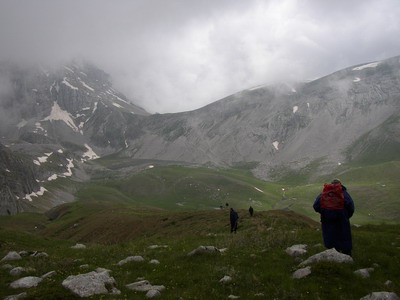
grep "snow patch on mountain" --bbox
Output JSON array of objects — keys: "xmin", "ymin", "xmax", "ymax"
[
  {"xmin": 254, "ymin": 187, "xmax": 264, "ymax": 193},
  {"xmin": 112, "ymin": 103, "xmax": 123, "ymax": 108},
  {"xmin": 82, "ymin": 144, "xmax": 99, "ymax": 161},
  {"xmin": 272, "ymin": 141, "xmax": 279, "ymax": 150},
  {"xmin": 353, "ymin": 77, "xmax": 361, "ymax": 82},
  {"xmin": 78, "ymin": 78, "xmax": 95, "ymax": 92},
  {"xmin": 64, "ymin": 66, "xmax": 75, "ymax": 73},
  {"xmin": 63, "ymin": 159, "xmax": 74, "ymax": 176},
  {"xmin": 24, "ymin": 187, "xmax": 47, "ymax": 202},
  {"xmin": 17, "ymin": 119, "xmax": 27, "ymax": 129},
  {"xmin": 62, "ymin": 77, "xmax": 78, "ymax": 90},
  {"xmin": 352, "ymin": 62, "xmax": 379, "ymax": 71},
  {"xmin": 293, "ymin": 106, "xmax": 299, "ymax": 113},
  {"xmin": 42, "ymin": 102, "xmax": 79, "ymax": 132}
]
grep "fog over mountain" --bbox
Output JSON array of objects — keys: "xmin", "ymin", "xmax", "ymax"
[{"xmin": 1, "ymin": 0, "xmax": 400, "ymax": 113}]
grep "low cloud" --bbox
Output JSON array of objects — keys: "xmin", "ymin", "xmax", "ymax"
[{"xmin": 0, "ymin": 0, "xmax": 399, "ymax": 113}]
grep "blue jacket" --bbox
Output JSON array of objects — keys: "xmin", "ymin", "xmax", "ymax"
[{"xmin": 313, "ymin": 185, "xmax": 355, "ymax": 252}]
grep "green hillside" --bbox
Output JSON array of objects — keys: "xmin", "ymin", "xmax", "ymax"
[{"xmin": 0, "ymin": 204, "xmax": 399, "ymax": 299}]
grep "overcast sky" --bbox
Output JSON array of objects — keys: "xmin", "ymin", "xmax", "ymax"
[{"xmin": 1, "ymin": 0, "xmax": 399, "ymax": 113}]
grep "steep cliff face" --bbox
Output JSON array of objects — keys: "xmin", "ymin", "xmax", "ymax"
[
  {"xmin": 0, "ymin": 62, "xmax": 149, "ymax": 214},
  {"xmin": 0, "ymin": 143, "xmax": 39, "ymax": 214}
]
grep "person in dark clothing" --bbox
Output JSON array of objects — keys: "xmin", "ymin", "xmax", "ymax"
[
  {"xmin": 230, "ymin": 208, "xmax": 239, "ymax": 233},
  {"xmin": 249, "ymin": 206, "xmax": 254, "ymax": 217},
  {"xmin": 313, "ymin": 179, "xmax": 355, "ymax": 256}
]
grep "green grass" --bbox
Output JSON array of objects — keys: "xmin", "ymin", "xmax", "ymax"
[{"xmin": 1, "ymin": 206, "xmax": 399, "ymax": 299}]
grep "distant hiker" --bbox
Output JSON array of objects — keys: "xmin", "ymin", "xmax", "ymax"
[
  {"xmin": 230, "ymin": 208, "xmax": 239, "ymax": 233},
  {"xmin": 313, "ymin": 179, "xmax": 355, "ymax": 256},
  {"xmin": 249, "ymin": 206, "xmax": 254, "ymax": 217},
  {"xmin": 226, "ymin": 202, "xmax": 229, "ymax": 207}
]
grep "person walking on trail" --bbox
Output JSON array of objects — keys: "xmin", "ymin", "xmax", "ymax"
[
  {"xmin": 249, "ymin": 206, "xmax": 254, "ymax": 217},
  {"xmin": 313, "ymin": 179, "xmax": 355, "ymax": 256},
  {"xmin": 230, "ymin": 208, "xmax": 239, "ymax": 233}
]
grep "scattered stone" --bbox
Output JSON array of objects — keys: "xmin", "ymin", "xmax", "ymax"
[
  {"xmin": 41, "ymin": 271, "xmax": 56, "ymax": 279},
  {"xmin": 110, "ymin": 287, "xmax": 121, "ymax": 295},
  {"xmin": 187, "ymin": 246, "xmax": 221, "ymax": 256},
  {"xmin": 1, "ymin": 251, "xmax": 22, "ymax": 262},
  {"xmin": 286, "ymin": 244, "xmax": 307, "ymax": 257},
  {"xmin": 10, "ymin": 276, "xmax": 43, "ymax": 289},
  {"xmin": 250, "ymin": 254, "xmax": 257, "ymax": 258},
  {"xmin": 372, "ymin": 263, "xmax": 380, "ymax": 268},
  {"xmin": 293, "ymin": 266, "xmax": 312, "ymax": 279},
  {"xmin": 313, "ymin": 243, "xmax": 323, "ymax": 248},
  {"xmin": 95, "ymin": 267, "xmax": 111, "ymax": 273},
  {"xmin": 18, "ymin": 251, "xmax": 29, "ymax": 257},
  {"xmin": 146, "ymin": 289, "xmax": 161, "ymax": 298},
  {"xmin": 219, "ymin": 248, "xmax": 228, "ymax": 253},
  {"xmin": 149, "ymin": 259, "xmax": 160, "ymax": 265},
  {"xmin": 80, "ymin": 264, "xmax": 90, "ymax": 269},
  {"xmin": 255, "ymin": 293, "xmax": 265, "ymax": 297},
  {"xmin": 126, "ymin": 280, "xmax": 165, "ymax": 292},
  {"xmin": 2, "ymin": 264, "xmax": 13, "ymax": 270},
  {"xmin": 148, "ymin": 245, "xmax": 168, "ymax": 249},
  {"xmin": 219, "ymin": 275, "xmax": 232, "ymax": 283},
  {"xmin": 30, "ymin": 251, "xmax": 48, "ymax": 258},
  {"xmin": 354, "ymin": 268, "xmax": 374, "ymax": 278},
  {"xmin": 228, "ymin": 295, "xmax": 240, "ymax": 299},
  {"xmin": 385, "ymin": 280, "xmax": 393, "ymax": 286},
  {"xmin": 10, "ymin": 267, "xmax": 26, "ymax": 276},
  {"xmin": 360, "ymin": 292, "xmax": 400, "ymax": 300},
  {"xmin": 4, "ymin": 292, "xmax": 28, "ymax": 300},
  {"xmin": 71, "ymin": 243, "xmax": 86, "ymax": 249},
  {"xmin": 299, "ymin": 249, "xmax": 353, "ymax": 266},
  {"xmin": 117, "ymin": 256, "xmax": 145, "ymax": 266},
  {"xmin": 353, "ymin": 224, "xmax": 362, "ymax": 228},
  {"xmin": 62, "ymin": 270, "xmax": 117, "ymax": 298}
]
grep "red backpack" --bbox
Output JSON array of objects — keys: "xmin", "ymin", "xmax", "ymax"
[{"xmin": 320, "ymin": 184, "xmax": 344, "ymax": 210}]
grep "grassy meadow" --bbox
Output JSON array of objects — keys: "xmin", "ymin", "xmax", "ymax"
[{"xmin": 1, "ymin": 158, "xmax": 399, "ymax": 299}]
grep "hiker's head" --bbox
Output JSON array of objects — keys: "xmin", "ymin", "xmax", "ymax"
[
  {"xmin": 230, "ymin": 208, "xmax": 234, "ymax": 212},
  {"xmin": 331, "ymin": 179, "xmax": 341, "ymax": 184}
]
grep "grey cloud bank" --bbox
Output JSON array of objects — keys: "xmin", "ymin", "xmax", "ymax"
[{"xmin": 0, "ymin": 0, "xmax": 399, "ymax": 113}]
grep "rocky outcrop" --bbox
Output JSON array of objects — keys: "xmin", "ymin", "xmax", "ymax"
[{"xmin": 62, "ymin": 269, "xmax": 119, "ymax": 298}]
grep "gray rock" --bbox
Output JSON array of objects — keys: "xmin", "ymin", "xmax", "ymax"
[
  {"xmin": 95, "ymin": 267, "xmax": 111, "ymax": 273},
  {"xmin": 126, "ymin": 280, "xmax": 165, "ymax": 292},
  {"xmin": 18, "ymin": 251, "xmax": 29, "ymax": 257},
  {"xmin": 228, "ymin": 295, "xmax": 240, "ymax": 299},
  {"xmin": 384, "ymin": 280, "xmax": 393, "ymax": 286},
  {"xmin": 2, "ymin": 264, "xmax": 13, "ymax": 270},
  {"xmin": 299, "ymin": 249, "xmax": 353, "ymax": 266},
  {"xmin": 41, "ymin": 271, "xmax": 56, "ymax": 279},
  {"xmin": 4, "ymin": 292, "xmax": 28, "ymax": 300},
  {"xmin": 293, "ymin": 266, "xmax": 312, "ymax": 279},
  {"xmin": 62, "ymin": 271, "xmax": 116, "ymax": 298},
  {"xmin": 146, "ymin": 289, "xmax": 161, "ymax": 298},
  {"xmin": 187, "ymin": 246, "xmax": 220, "ymax": 256},
  {"xmin": 30, "ymin": 252, "xmax": 48, "ymax": 258},
  {"xmin": 148, "ymin": 245, "xmax": 168, "ymax": 249},
  {"xmin": 354, "ymin": 268, "xmax": 374, "ymax": 278},
  {"xmin": 10, "ymin": 276, "xmax": 43, "ymax": 289},
  {"xmin": 149, "ymin": 259, "xmax": 160, "ymax": 265},
  {"xmin": 10, "ymin": 267, "xmax": 26, "ymax": 276},
  {"xmin": 285, "ymin": 244, "xmax": 308, "ymax": 257},
  {"xmin": 1, "ymin": 251, "xmax": 22, "ymax": 262},
  {"xmin": 71, "ymin": 243, "xmax": 86, "ymax": 249},
  {"xmin": 79, "ymin": 264, "xmax": 89, "ymax": 269},
  {"xmin": 117, "ymin": 256, "xmax": 145, "ymax": 266},
  {"xmin": 360, "ymin": 292, "xmax": 400, "ymax": 300},
  {"xmin": 219, "ymin": 275, "xmax": 232, "ymax": 283}
]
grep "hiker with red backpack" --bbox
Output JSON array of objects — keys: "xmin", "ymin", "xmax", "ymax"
[{"xmin": 313, "ymin": 179, "xmax": 355, "ymax": 256}]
